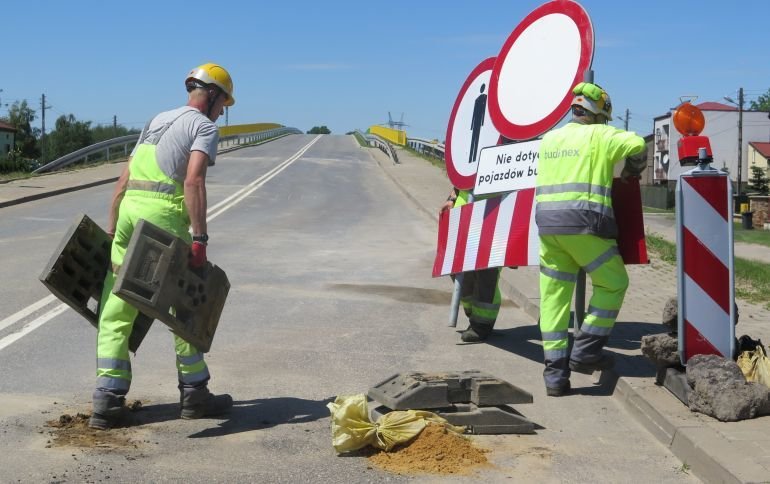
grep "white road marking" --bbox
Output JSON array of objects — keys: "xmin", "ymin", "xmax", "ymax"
[
  {"xmin": 0, "ymin": 136, "xmax": 322, "ymax": 352},
  {"xmin": 0, "ymin": 303, "xmax": 69, "ymax": 352}
]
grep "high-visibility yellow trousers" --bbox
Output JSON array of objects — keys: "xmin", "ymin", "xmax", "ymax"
[
  {"xmin": 95, "ymin": 194, "xmax": 209, "ymax": 396},
  {"xmin": 538, "ymin": 234, "xmax": 628, "ymax": 388}
]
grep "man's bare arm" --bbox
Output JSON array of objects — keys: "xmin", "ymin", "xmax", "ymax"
[
  {"xmin": 107, "ymin": 160, "xmax": 132, "ymax": 237},
  {"xmin": 185, "ymin": 150, "xmax": 209, "ymax": 236}
]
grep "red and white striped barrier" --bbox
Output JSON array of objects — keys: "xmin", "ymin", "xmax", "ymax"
[
  {"xmin": 433, "ymin": 179, "xmax": 649, "ymax": 277},
  {"xmin": 433, "ymin": 189, "xmax": 538, "ymax": 277},
  {"xmin": 676, "ymin": 172, "xmax": 735, "ymax": 363}
]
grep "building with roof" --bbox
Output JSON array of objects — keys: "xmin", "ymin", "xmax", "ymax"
[
  {"xmin": 749, "ymin": 142, "xmax": 770, "ymax": 175},
  {"xmin": 0, "ymin": 121, "xmax": 16, "ymax": 155},
  {"xmin": 652, "ymin": 102, "xmax": 770, "ymax": 185}
]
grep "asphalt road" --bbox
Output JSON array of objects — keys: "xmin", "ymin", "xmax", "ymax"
[{"xmin": 0, "ymin": 135, "xmax": 697, "ymax": 483}]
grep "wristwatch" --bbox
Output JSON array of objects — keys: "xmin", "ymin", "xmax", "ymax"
[{"xmin": 192, "ymin": 233, "xmax": 209, "ymax": 245}]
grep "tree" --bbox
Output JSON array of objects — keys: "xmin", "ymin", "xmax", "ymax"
[
  {"xmin": 749, "ymin": 165, "xmax": 769, "ymax": 194},
  {"xmin": 3, "ymin": 100, "xmax": 40, "ymax": 159},
  {"xmin": 307, "ymin": 125, "xmax": 331, "ymax": 134},
  {"xmin": 90, "ymin": 124, "xmax": 140, "ymax": 144},
  {"xmin": 749, "ymin": 89, "xmax": 770, "ymax": 111},
  {"xmin": 44, "ymin": 114, "xmax": 93, "ymax": 162}
]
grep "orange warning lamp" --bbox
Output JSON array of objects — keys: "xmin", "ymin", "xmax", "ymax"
[{"xmin": 673, "ymin": 102, "xmax": 712, "ymax": 165}]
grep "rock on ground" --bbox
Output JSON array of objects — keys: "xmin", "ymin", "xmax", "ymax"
[
  {"xmin": 641, "ymin": 333, "xmax": 679, "ymax": 367},
  {"xmin": 686, "ymin": 354, "xmax": 770, "ymax": 421}
]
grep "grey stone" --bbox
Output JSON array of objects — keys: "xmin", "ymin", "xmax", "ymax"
[
  {"xmin": 641, "ymin": 333, "xmax": 680, "ymax": 367},
  {"xmin": 661, "ymin": 296, "xmax": 678, "ymax": 331},
  {"xmin": 686, "ymin": 354, "xmax": 770, "ymax": 421}
]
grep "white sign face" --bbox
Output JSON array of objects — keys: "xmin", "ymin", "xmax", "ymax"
[
  {"xmin": 487, "ymin": 1, "xmax": 593, "ymax": 140},
  {"xmin": 445, "ymin": 57, "xmax": 502, "ymax": 190},
  {"xmin": 474, "ymin": 139, "xmax": 541, "ymax": 195},
  {"xmin": 497, "ymin": 15, "xmax": 580, "ymax": 126}
]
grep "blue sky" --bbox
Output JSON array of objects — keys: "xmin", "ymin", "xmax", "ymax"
[{"xmin": 2, "ymin": 1, "xmax": 768, "ymax": 140}]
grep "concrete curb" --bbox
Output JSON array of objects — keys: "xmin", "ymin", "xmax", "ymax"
[
  {"xmin": 0, "ymin": 177, "xmax": 119, "ymax": 209},
  {"xmin": 372, "ymin": 150, "xmax": 755, "ymax": 484}
]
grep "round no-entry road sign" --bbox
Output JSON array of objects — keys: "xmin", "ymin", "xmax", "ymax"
[
  {"xmin": 445, "ymin": 57, "xmax": 502, "ymax": 190},
  {"xmin": 488, "ymin": 0, "xmax": 594, "ymax": 140}
]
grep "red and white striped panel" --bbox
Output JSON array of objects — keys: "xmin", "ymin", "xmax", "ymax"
[
  {"xmin": 432, "ymin": 189, "xmax": 539, "ymax": 277},
  {"xmin": 679, "ymin": 174, "xmax": 733, "ymax": 362}
]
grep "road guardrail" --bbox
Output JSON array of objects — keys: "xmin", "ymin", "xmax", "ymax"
[
  {"xmin": 356, "ymin": 130, "xmax": 399, "ymax": 164},
  {"xmin": 34, "ymin": 126, "xmax": 302, "ymax": 174},
  {"xmin": 407, "ymin": 137, "xmax": 445, "ymax": 161}
]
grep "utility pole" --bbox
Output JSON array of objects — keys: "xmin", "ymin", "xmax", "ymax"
[
  {"xmin": 725, "ymin": 88, "xmax": 745, "ymax": 196},
  {"xmin": 41, "ymin": 94, "xmax": 53, "ymax": 162},
  {"xmin": 225, "ymin": 106, "xmax": 229, "ymax": 126},
  {"xmin": 618, "ymin": 108, "xmax": 630, "ymax": 131},
  {"xmin": 113, "ymin": 115, "xmax": 117, "ymax": 137},
  {"xmin": 737, "ymin": 87, "xmax": 744, "ymax": 196}
]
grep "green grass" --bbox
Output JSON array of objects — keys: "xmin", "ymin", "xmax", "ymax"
[
  {"xmin": 352, "ymin": 131, "xmax": 369, "ymax": 148},
  {"xmin": 733, "ymin": 222, "xmax": 770, "ymax": 247},
  {"xmin": 646, "ymin": 232, "xmax": 770, "ymax": 309},
  {"xmin": 403, "ymin": 145, "xmax": 445, "ymax": 171}
]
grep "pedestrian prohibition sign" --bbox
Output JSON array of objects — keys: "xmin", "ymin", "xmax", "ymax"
[{"xmin": 444, "ymin": 57, "xmax": 502, "ymax": 190}]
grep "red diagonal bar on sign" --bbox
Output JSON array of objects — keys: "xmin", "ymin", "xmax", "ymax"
[
  {"xmin": 432, "ymin": 210, "xmax": 450, "ymax": 277},
  {"xmin": 685, "ymin": 176, "xmax": 728, "ymax": 221},
  {"xmin": 504, "ymin": 188, "xmax": 535, "ymax": 267},
  {"xmin": 475, "ymin": 196, "xmax": 502, "ymax": 270},
  {"xmin": 684, "ymin": 319, "xmax": 723, "ymax": 361},
  {"xmin": 451, "ymin": 203, "xmax": 474, "ymax": 274},
  {"xmin": 683, "ymin": 227, "xmax": 730, "ymax": 313}
]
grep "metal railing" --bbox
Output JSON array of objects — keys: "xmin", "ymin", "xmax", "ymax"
[
  {"xmin": 33, "ymin": 126, "xmax": 302, "ymax": 174},
  {"xmin": 356, "ymin": 130, "xmax": 399, "ymax": 164},
  {"xmin": 407, "ymin": 137, "xmax": 445, "ymax": 161},
  {"xmin": 33, "ymin": 135, "xmax": 139, "ymax": 174}
]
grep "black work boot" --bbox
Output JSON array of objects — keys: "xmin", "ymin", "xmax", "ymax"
[
  {"xmin": 546, "ymin": 380, "xmax": 571, "ymax": 397},
  {"xmin": 180, "ymin": 385, "xmax": 233, "ymax": 420},
  {"xmin": 569, "ymin": 354, "xmax": 615, "ymax": 374},
  {"xmin": 89, "ymin": 390, "xmax": 128, "ymax": 430},
  {"xmin": 460, "ymin": 323, "xmax": 493, "ymax": 343}
]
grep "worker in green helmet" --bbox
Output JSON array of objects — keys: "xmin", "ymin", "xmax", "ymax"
[{"xmin": 535, "ymin": 82, "xmax": 647, "ymax": 397}]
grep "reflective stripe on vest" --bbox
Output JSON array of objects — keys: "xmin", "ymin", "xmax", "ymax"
[{"xmin": 535, "ymin": 123, "xmax": 643, "ymax": 238}]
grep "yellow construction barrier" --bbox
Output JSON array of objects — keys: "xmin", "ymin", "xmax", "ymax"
[
  {"xmin": 219, "ymin": 123, "xmax": 282, "ymax": 137},
  {"xmin": 368, "ymin": 126, "xmax": 406, "ymax": 146}
]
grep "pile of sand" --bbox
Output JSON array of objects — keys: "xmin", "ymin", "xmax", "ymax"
[
  {"xmin": 44, "ymin": 400, "xmax": 144, "ymax": 450},
  {"xmin": 368, "ymin": 424, "xmax": 488, "ymax": 475}
]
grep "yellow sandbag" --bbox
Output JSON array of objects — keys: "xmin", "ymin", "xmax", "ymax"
[
  {"xmin": 737, "ymin": 345, "xmax": 770, "ymax": 388},
  {"xmin": 327, "ymin": 394, "xmax": 465, "ymax": 453}
]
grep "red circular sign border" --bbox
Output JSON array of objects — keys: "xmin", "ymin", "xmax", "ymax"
[
  {"xmin": 487, "ymin": 0, "xmax": 594, "ymax": 141},
  {"xmin": 444, "ymin": 56, "xmax": 497, "ymax": 190}
]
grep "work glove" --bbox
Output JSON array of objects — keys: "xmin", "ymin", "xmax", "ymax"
[{"xmin": 189, "ymin": 241, "xmax": 207, "ymax": 269}]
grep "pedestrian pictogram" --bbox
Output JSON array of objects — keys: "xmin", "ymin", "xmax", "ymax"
[{"xmin": 445, "ymin": 57, "xmax": 501, "ymax": 190}]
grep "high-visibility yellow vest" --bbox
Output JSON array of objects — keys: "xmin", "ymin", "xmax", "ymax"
[
  {"xmin": 535, "ymin": 122, "xmax": 645, "ymax": 238},
  {"xmin": 125, "ymin": 114, "xmax": 188, "ymax": 210}
]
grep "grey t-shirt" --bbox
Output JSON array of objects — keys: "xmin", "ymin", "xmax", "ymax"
[{"xmin": 131, "ymin": 106, "xmax": 219, "ymax": 183}]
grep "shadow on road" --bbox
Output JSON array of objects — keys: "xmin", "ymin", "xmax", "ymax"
[
  {"xmin": 187, "ymin": 396, "xmax": 334, "ymax": 438},
  {"xmin": 130, "ymin": 396, "xmax": 333, "ymax": 438}
]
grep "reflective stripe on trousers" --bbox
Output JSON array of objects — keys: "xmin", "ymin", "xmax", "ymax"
[
  {"xmin": 459, "ymin": 267, "xmax": 501, "ymax": 328},
  {"xmin": 538, "ymin": 234, "xmax": 628, "ymax": 387}
]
